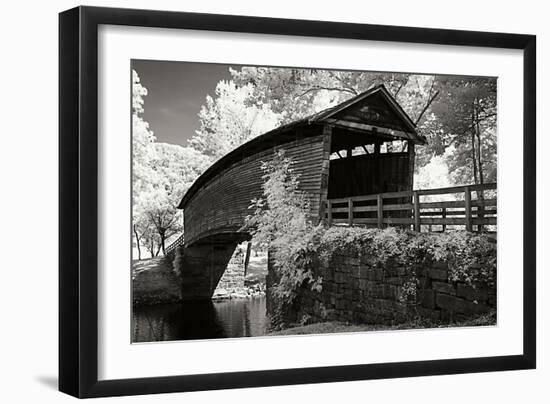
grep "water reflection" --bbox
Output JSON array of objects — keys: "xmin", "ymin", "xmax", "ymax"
[{"xmin": 132, "ymin": 297, "xmax": 268, "ymax": 342}]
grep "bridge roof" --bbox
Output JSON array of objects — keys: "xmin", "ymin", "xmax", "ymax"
[{"xmin": 178, "ymin": 84, "xmax": 425, "ymax": 209}]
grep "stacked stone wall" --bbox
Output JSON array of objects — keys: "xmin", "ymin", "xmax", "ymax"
[
  {"xmin": 214, "ymin": 244, "xmax": 247, "ymax": 296},
  {"xmin": 267, "ymin": 235, "xmax": 496, "ymax": 325}
]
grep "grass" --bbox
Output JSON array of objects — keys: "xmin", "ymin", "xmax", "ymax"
[
  {"xmin": 268, "ymin": 310, "xmax": 496, "ymax": 336},
  {"xmin": 131, "ymin": 257, "xmax": 168, "ymax": 278}
]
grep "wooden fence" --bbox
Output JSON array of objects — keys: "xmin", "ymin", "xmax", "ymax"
[
  {"xmin": 325, "ymin": 183, "xmax": 497, "ymax": 232},
  {"xmin": 165, "ymin": 234, "xmax": 185, "ymax": 255}
]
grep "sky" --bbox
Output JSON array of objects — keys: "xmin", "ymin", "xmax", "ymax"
[{"xmin": 132, "ymin": 60, "xmax": 233, "ymax": 147}]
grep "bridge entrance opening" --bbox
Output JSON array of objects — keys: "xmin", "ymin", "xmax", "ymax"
[
  {"xmin": 325, "ymin": 125, "xmax": 416, "ymax": 226},
  {"xmin": 327, "ymin": 126, "xmax": 414, "ymax": 200}
]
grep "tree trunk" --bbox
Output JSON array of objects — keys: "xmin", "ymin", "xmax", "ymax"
[
  {"xmin": 471, "ymin": 104, "xmax": 479, "ymax": 184},
  {"xmin": 154, "ymin": 242, "xmax": 161, "ymax": 257},
  {"xmin": 160, "ymin": 231, "xmax": 166, "ymax": 256},
  {"xmin": 473, "ymin": 99, "xmax": 485, "ymax": 232},
  {"xmin": 471, "ymin": 131, "xmax": 478, "ymax": 185},
  {"xmin": 476, "ymin": 131, "xmax": 484, "ymax": 185},
  {"xmin": 133, "ymin": 224, "xmax": 142, "ymax": 260},
  {"xmin": 414, "ymin": 79, "xmax": 439, "ymax": 126},
  {"xmin": 474, "ymin": 99, "xmax": 485, "ymax": 185}
]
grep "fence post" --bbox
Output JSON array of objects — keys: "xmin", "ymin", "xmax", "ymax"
[
  {"xmin": 413, "ymin": 191, "xmax": 420, "ymax": 232},
  {"xmin": 348, "ymin": 199, "xmax": 353, "ymax": 226},
  {"xmin": 464, "ymin": 186, "xmax": 472, "ymax": 232},
  {"xmin": 377, "ymin": 194, "xmax": 383, "ymax": 229},
  {"xmin": 441, "ymin": 207, "xmax": 447, "ymax": 232},
  {"xmin": 327, "ymin": 200, "xmax": 332, "ymax": 227},
  {"xmin": 477, "ymin": 188, "xmax": 485, "ymax": 233}
]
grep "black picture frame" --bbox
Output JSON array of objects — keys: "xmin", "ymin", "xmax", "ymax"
[{"xmin": 59, "ymin": 5, "xmax": 536, "ymax": 398}]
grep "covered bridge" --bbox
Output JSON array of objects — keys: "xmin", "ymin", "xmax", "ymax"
[
  {"xmin": 170, "ymin": 85, "xmax": 427, "ymax": 299},
  {"xmin": 178, "ymin": 84, "xmax": 426, "ymax": 247}
]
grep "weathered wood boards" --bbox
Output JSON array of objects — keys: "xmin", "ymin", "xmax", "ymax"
[{"xmin": 184, "ymin": 135, "xmax": 326, "ymax": 245}]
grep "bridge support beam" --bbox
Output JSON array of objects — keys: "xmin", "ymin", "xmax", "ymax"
[{"xmin": 173, "ymin": 241, "xmax": 246, "ymax": 300}]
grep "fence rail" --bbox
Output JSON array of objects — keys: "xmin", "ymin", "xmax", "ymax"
[
  {"xmin": 325, "ymin": 183, "xmax": 497, "ymax": 232},
  {"xmin": 165, "ymin": 233, "xmax": 185, "ymax": 255}
]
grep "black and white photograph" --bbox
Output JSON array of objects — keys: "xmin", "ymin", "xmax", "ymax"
[
  {"xmin": 131, "ymin": 61, "xmax": 498, "ymax": 343},
  {"xmin": 1, "ymin": 0, "xmax": 546, "ymax": 401}
]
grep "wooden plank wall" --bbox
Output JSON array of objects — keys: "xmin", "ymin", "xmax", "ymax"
[{"xmin": 184, "ymin": 135, "xmax": 326, "ymax": 245}]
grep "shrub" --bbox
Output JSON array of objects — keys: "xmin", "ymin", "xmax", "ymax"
[{"xmin": 242, "ymin": 150, "xmax": 324, "ymax": 306}]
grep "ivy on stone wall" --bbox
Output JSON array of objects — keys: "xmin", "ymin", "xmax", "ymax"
[
  {"xmin": 318, "ymin": 227, "xmax": 497, "ymax": 288},
  {"xmin": 244, "ymin": 151, "xmax": 496, "ymax": 327}
]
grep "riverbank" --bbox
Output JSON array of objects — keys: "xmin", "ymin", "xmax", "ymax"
[
  {"xmin": 132, "ymin": 257, "xmax": 182, "ymax": 307},
  {"xmin": 212, "ymin": 284, "xmax": 266, "ymax": 300},
  {"xmin": 268, "ymin": 310, "xmax": 496, "ymax": 336},
  {"xmin": 132, "ymin": 253, "xmax": 269, "ymax": 307}
]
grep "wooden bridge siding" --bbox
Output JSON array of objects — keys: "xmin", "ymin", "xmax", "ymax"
[{"xmin": 184, "ymin": 135, "xmax": 326, "ymax": 245}]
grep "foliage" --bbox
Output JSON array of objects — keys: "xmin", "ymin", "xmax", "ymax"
[
  {"xmin": 399, "ymin": 280, "xmax": 418, "ymax": 304},
  {"xmin": 189, "ymin": 80, "xmax": 282, "ymax": 161},
  {"xmin": 230, "ymin": 67, "xmax": 415, "ymax": 124},
  {"xmin": 132, "ymin": 70, "xmax": 156, "ymax": 209},
  {"xmin": 134, "ymin": 142, "xmax": 210, "ymax": 255},
  {"xmin": 132, "ymin": 70, "xmax": 210, "ymax": 257},
  {"xmin": 430, "ymin": 231, "xmax": 497, "ymax": 287},
  {"xmin": 318, "ymin": 227, "xmax": 496, "ymax": 287},
  {"xmin": 242, "ymin": 150, "xmax": 324, "ymax": 305},
  {"xmin": 227, "ymin": 66, "xmax": 497, "ymax": 185},
  {"xmin": 132, "ymin": 70, "xmax": 157, "ymax": 259},
  {"xmin": 133, "ymin": 65, "xmax": 498, "ymax": 259},
  {"xmin": 414, "ymin": 155, "xmax": 452, "ymax": 191},
  {"xmin": 198, "ymin": 68, "xmax": 451, "ymax": 181},
  {"xmin": 426, "ymin": 77, "xmax": 497, "ymax": 184}
]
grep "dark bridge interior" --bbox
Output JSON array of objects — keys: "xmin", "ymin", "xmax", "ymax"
[{"xmin": 327, "ymin": 127, "xmax": 413, "ymax": 199}]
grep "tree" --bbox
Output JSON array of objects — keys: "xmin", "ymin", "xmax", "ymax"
[
  {"xmin": 194, "ymin": 67, "xmax": 496, "ymax": 189},
  {"xmin": 427, "ymin": 77, "xmax": 497, "ymax": 185},
  {"xmin": 414, "ymin": 155, "xmax": 452, "ymax": 190},
  {"xmin": 230, "ymin": 67, "xmax": 415, "ymax": 124},
  {"xmin": 142, "ymin": 143, "xmax": 210, "ymax": 255},
  {"xmin": 131, "ymin": 66, "xmax": 498, "ymax": 263},
  {"xmin": 189, "ymin": 80, "xmax": 282, "ymax": 161},
  {"xmin": 133, "ymin": 220, "xmax": 158, "ymax": 259},
  {"xmin": 132, "ymin": 70, "xmax": 156, "ymax": 181},
  {"xmin": 229, "ymin": 67, "xmax": 445, "ymax": 166},
  {"xmin": 133, "ymin": 70, "xmax": 212, "ymax": 258},
  {"xmin": 132, "ymin": 70, "xmax": 157, "ymax": 259}
]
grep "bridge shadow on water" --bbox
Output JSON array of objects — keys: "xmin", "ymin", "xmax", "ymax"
[{"xmin": 132, "ymin": 297, "xmax": 268, "ymax": 343}]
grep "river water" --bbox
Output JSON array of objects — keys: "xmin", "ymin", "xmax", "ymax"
[{"xmin": 132, "ymin": 297, "xmax": 269, "ymax": 342}]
